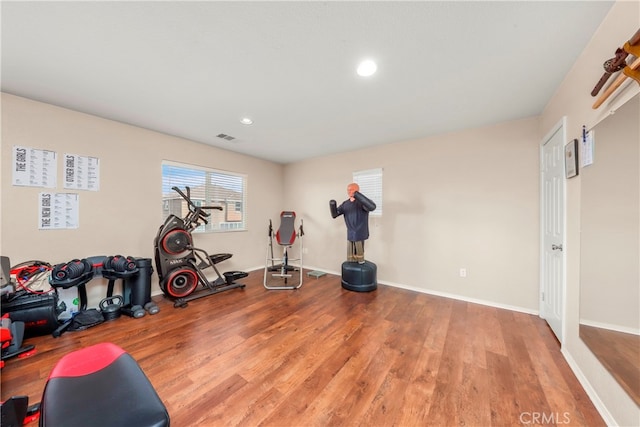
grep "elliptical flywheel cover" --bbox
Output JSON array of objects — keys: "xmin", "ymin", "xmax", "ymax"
[
  {"xmin": 165, "ymin": 267, "xmax": 199, "ymax": 298},
  {"xmin": 161, "ymin": 229, "xmax": 192, "ymax": 255}
]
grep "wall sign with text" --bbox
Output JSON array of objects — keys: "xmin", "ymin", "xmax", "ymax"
[
  {"xmin": 63, "ymin": 153, "xmax": 100, "ymax": 191},
  {"xmin": 12, "ymin": 145, "xmax": 57, "ymax": 188},
  {"xmin": 38, "ymin": 192, "xmax": 79, "ymax": 230}
]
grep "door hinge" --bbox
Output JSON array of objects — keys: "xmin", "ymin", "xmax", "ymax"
[{"xmin": 541, "ymin": 292, "xmax": 545, "ymax": 302}]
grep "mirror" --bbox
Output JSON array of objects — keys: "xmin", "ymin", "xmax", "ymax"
[{"xmin": 579, "ymin": 93, "xmax": 640, "ymax": 406}]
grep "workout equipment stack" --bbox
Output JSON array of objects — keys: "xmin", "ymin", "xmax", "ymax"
[{"xmin": 48, "ymin": 255, "xmax": 158, "ymax": 336}]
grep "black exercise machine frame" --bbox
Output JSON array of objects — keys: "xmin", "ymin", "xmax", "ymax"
[{"xmin": 154, "ymin": 186, "xmax": 247, "ymax": 308}]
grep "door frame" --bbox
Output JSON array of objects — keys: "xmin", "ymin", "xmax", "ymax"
[{"xmin": 539, "ymin": 117, "xmax": 568, "ymax": 344}]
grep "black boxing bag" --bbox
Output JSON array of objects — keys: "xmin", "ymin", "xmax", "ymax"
[
  {"xmin": 329, "ymin": 200, "xmax": 340, "ymax": 218},
  {"xmin": 353, "ymin": 191, "xmax": 376, "ymax": 212}
]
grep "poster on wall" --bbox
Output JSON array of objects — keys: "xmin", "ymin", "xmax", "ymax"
[
  {"xmin": 63, "ymin": 153, "xmax": 100, "ymax": 191},
  {"xmin": 12, "ymin": 145, "xmax": 57, "ymax": 188},
  {"xmin": 581, "ymin": 129, "xmax": 594, "ymax": 168},
  {"xmin": 38, "ymin": 192, "xmax": 79, "ymax": 230}
]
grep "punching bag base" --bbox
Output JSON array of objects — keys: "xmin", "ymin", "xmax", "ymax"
[{"xmin": 341, "ymin": 261, "xmax": 377, "ymax": 292}]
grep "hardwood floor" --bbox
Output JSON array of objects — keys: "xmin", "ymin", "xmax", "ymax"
[
  {"xmin": 579, "ymin": 324, "xmax": 640, "ymax": 406},
  {"xmin": 2, "ymin": 270, "xmax": 605, "ymax": 426}
]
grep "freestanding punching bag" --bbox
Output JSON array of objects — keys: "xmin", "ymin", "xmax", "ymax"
[
  {"xmin": 330, "ymin": 187, "xmax": 378, "ymax": 293},
  {"xmin": 341, "ymin": 260, "xmax": 377, "ymax": 292}
]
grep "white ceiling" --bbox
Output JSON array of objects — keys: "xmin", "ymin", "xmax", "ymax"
[{"xmin": 1, "ymin": 1, "xmax": 614, "ymax": 164}]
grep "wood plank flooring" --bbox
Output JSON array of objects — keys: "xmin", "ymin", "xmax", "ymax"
[
  {"xmin": 1, "ymin": 270, "xmax": 605, "ymax": 426},
  {"xmin": 579, "ymin": 324, "xmax": 640, "ymax": 406}
]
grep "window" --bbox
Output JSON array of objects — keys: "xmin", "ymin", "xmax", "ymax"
[
  {"xmin": 353, "ymin": 168, "xmax": 382, "ymax": 216},
  {"xmin": 162, "ymin": 161, "xmax": 247, "ymax": 233}
]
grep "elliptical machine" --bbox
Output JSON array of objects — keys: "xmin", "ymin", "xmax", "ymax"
[{"xmin": 154, "ymin": 186, "xmax": 248, "ymax": 308}]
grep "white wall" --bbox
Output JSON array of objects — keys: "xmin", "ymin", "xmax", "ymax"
[
  {"xmin": 541, "ymin": 1, "xmax": 640, "ymax": 425},
  {"xmin": 284, "ymin": 116, "xmax": 541, "ymax": 313},
  {"xmin": 1, "ymin": 93, "xmax": 285, "ymax": 306}
]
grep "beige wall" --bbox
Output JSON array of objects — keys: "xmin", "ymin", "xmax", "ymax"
[
  {"xmin": 0, "ymin": 91, "xmax": 542, "ymax": 318},
  {"xmin": 1, "ymin": 2, "xmax": 637, "ymax": 423},
  {"xmin": 1, "ymin": 93, "xmax": 284, "ymax": 305},
  {"xmin": 580, "ymin": 96, "xmax": 639, "ymax": 331},
  {"xmin": 284, "ymin": 117, "xmax": 540, "ymax": 312},
  {"xmin": 541, "ymin": 1, "xmax": 640, "ymax": 425}
]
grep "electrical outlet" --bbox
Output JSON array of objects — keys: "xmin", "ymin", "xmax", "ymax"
[{"xmin": 459, "ymin": 268, "xmax": 467, "ymax": 278}]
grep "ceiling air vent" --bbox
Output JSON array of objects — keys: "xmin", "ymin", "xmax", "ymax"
[{"xmin": 216, "ymin": 133, "xmax": 236, "ymax": 142}]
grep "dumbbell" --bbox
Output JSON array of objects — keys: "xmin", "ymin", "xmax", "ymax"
[
  {"xmin": 144, "ymin": 301, "xmax": 159, "ymax": 315},
  {"xmin": 121, "ymin": 304, "xmax": 145, "ymax": 319}
]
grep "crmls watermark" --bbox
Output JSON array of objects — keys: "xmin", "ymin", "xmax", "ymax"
[{"xmin": 519, "ymin": 412, "xmax": 571, "ymax": 425}]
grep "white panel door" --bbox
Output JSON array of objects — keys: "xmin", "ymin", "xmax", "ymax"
[{"xmin": 540, "ymin": 120, "xmax": 566, "ymax": 343}]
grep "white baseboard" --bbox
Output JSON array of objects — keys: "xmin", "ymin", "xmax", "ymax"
[
  {"xmin": 579, "ymin": 319, "xmax": 640, "ymax": 336},
  {"xmin": 292, "ymin": 264, "xmax": 539, "ymax": 315},
  {"xmin": 380, "ymin": 279, "xmax": 538, "ymax": 315},
  {"xmin": 154, "ymin": 265, "xmax": 538, "ymax": 317},
  {"xmin": 561, "ymin": 348, "xmax": 616, "ymax": 426}
]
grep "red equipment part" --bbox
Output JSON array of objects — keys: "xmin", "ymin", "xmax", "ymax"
[{"xmin": 0, "ymin": 314, "xmax": 36, "ymax": 365}]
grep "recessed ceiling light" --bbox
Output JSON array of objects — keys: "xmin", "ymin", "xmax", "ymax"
[
  {"xmin": 357, "ymin": 60, "xmax": 377, "ymax": 77},
  {"xmin": 240, "ymin": 117, "xmax": 253, "ymax": 125}
]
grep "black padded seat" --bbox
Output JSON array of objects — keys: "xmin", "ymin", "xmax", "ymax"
[{"xmin": 39, "ymin": 342, "xmax": 170, "ymax": 427}]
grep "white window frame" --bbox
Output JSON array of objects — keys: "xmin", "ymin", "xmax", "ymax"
[
  {"xmin": 161, "ymin": 160, "xmax": 247, "ymax": 233},
  {"xmin": 353, "ymin": 168, "xmax": 383, "ymax": 217}
]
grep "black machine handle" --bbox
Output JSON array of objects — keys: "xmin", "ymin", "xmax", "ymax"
[
  {"xmin": 201, "ymin": 205, "xmax": 223, "ymax": 212},
  {"xmin": 172, "ymin": 186, "xmax": 224, "ymax": 230},
  {"xmin": 172, "ymin": 186, "xmax": 223, "ymax": 214}
]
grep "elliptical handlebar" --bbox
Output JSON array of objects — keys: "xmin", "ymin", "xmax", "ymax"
[
  {"xmin": 171, "ymin": 186, "xmax": 193, "ymax": 207},
  {"xmin": 172, "ymin": 186, "xmax": 224, "ymax": 213},
  {"xmin": 202, "ymin": 205, "xmax": 223, "ymax": 211},
  {"xmin": 171, "ymin": 186, "xmax": 224, "ymax": 231}
]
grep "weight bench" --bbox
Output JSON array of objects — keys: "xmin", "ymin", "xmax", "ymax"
[{"xmin": 39, "ymin": 342, "xmax": 170, "ymax": 427}]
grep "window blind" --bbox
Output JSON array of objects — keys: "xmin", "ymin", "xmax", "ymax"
[
  {"xmin": 353, "ymin": 168, "xmax": 382, "ymax": 216},
  {"xmin": 161, "ymin": 161, "xmax": 247, "ymax": 232}
]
